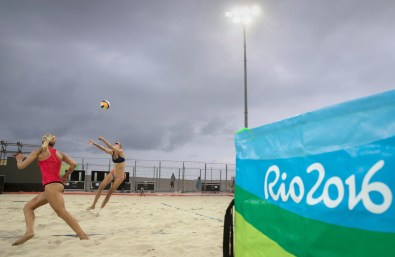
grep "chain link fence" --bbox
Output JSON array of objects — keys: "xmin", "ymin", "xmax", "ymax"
[{"xmin": 78, "ymin": 157, "xmax": 235, "ymax": 193}]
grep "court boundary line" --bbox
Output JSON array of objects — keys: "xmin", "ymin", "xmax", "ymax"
[
  {"xmin": 2, "ymin": 192, "xmax": 234, "ymax": 197},
  {"xmin": 161, "ymin": 202, "xmax": 223, "ymax": 222}
]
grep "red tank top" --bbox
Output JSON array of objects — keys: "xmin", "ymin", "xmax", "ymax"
[{"xmin": 37, "ymin": 148, "xmax": 62, "ymax": 186}]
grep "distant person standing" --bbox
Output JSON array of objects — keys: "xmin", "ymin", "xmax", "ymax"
[
  {"xmin": 13, "ymin": 133, "xmax": 88, "ymax": 245},
  {"xmin": 195, "ymin": 176, "xmax": 201, "ymax": 192},
  {"xmin": 170, "ymin": 173, "xmax": 176, "ymax": 189}
]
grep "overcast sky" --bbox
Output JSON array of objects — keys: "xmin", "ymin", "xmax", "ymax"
[{"xmin": 0, "ymin": 0, "xmax": 394, "ymax": 163}]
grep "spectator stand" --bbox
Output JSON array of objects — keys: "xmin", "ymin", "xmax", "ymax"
[
  {"xmin": 90, "ymin": 170, "xmax": 130, "ymax": 192},
  {"xmin": 135, "ymin": 181, "xmax": 155, "ymax": 192},
  {"xmin": 201, "ymin": 182, "xmax": 221, "ymax": 193},
  {"xmin": 64, "ymin": 170, "xmax": 86, "ymax": 190}
]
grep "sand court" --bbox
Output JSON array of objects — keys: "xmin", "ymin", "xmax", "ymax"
[{"xmin": 0, "ymin": 193, "xmax": 233, "ymax": 257}]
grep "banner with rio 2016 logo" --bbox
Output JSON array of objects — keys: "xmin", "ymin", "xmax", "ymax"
[{"xmin": 234, "ymin": 90, "xmax": 395, "ymax": 257}]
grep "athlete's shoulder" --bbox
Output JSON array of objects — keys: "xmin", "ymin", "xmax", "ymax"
[{"xmin": 31, "ymin": 147, "xmax": 43, "ymax": 156}]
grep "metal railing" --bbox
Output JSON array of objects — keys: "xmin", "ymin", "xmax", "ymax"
[
  {"xmin": 0, "ymin": 145, "xmax": 235, "ymax": 192},
  {"xmin": 81, "ymin": 157, "xmax": 235, "ymax": 193}
]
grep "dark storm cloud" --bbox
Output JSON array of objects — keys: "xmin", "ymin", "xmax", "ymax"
[{"xmin": 1, "ymin": 0, "xmax": 394, "ymax": 162}]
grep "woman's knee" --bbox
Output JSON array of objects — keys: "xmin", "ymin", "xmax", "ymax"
[
  {"xmin": 24, "ymin": 200, "xmax": 40, "ymax": 212},
  {"xmin": 107, "ymin": 188, "xmax": 116, "ymax": 195},
  {"xmin": 23, "ymin": 203, "xmax": 33, "ymax": 212}
]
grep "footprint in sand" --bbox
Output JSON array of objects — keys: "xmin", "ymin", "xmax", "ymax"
[{"xmin": 48, "ymin": 239, "xmax": 62, "ymax": 245}]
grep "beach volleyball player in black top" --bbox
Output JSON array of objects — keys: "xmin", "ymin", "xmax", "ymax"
[{"xmin": 87, "ymin": 136, "xmax": 126, "ymax": 212}]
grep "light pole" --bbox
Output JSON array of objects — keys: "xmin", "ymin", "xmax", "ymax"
[{"xmin": 226, "ymin": 6, "xmax": 259, "ymax": 128}]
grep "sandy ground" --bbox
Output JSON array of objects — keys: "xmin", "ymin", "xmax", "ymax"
[{"xmin": 0, "ymin": 193, "xmax": 233, "ymax": 257}]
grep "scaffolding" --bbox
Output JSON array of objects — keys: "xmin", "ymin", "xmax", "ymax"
[{"xmin": 0, "ymin": 140, "xmax": 40, "ymax": 165}]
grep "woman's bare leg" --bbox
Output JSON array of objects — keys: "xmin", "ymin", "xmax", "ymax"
[
  {"xmin": 100, "ymin": 176, "xmax": 125, "ymax": 209},
  {"xmin": 12, "ymin": 193, "xmax": 48, "ymax": 245},
  {"xmin": 87, "ymin": 175, "xmax": 113, "ymax": 210},
  {"xmin": 45, "ymin": 184, "xmax": 88, "ymax": 240}
]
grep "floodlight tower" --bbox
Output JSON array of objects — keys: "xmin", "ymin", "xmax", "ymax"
[{"xmin": 225, "ymin": 5, "xmax": 259, "ymax": 128}]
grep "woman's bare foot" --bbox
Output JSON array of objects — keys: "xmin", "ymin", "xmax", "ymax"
[
  {"xmin": 12, "ymin": 232, "xmax": 34, "ymax": 246},
  {"xmin": 95, "ymin": 208, "xmax": 102, "ymax": 217},
  {"xmin": 79, "ymin": 233, "xmax": 89, "ymax": 240},
  {"xmin": 86, "ymin": 206, "xmax": 95, "ymax": 210}
]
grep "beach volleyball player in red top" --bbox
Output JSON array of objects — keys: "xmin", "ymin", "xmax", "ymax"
[{"xmin": 13, "ymin": 133, "xmax": 88, "ymax": 245}]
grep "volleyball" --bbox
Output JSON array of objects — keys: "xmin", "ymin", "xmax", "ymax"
[{"xmin": 100, "ymin": 100, "xmax": 110, "ymax": 110}]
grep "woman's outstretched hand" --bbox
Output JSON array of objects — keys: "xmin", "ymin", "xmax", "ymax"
[{"xmin": 15, "ymin": 153, "xmax": 24, "ymax": 161}]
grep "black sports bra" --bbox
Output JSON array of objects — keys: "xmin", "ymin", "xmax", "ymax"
[{"xmin": 112, "ymin": 152, "xmax": 125, "ymax": 163}]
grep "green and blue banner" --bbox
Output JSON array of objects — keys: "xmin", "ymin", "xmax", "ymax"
[{"xmin": 234, "ymin": 90, "xmax": 395, "ymax": 257}]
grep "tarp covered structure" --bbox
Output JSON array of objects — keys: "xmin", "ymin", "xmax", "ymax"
[{"xmin": 234, "ymin": 90, "xmax": 395, "ymax": 256}]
